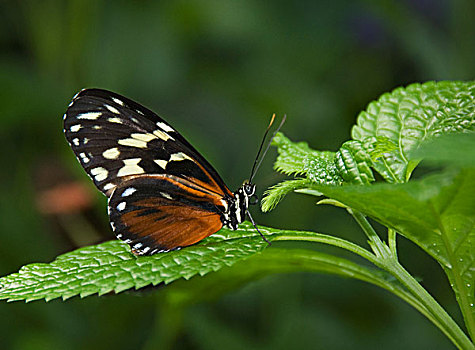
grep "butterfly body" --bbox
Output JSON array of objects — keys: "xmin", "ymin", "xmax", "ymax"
[{"xmin": 64, "ymin": 89, "xmax": 257, "ymax": 255}]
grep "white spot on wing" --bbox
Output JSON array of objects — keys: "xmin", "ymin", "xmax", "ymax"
[
  {"xmin": 153, "ymin": 129, "xmax": 173, "ymax": 141},
  {"xmin": 117, "ymin": 202, "xmax": 126, "ymax": 211},
  {"xmin": 160, "ymin": 192, "xmax": 173, "ymax": 200},
  {"xmin": 72, "ymin": 138, "xmax": 80, "ymax": 146},
  {"xmin": 133, "ymin": 243, "xmax": 143, "ymax": 249},
  {"xmin": 122, "ymin": 187, "xmax": 137, "ymax": 197},
  {"xmin": 93, "ymin": 125, "xmax": 102, "ymax": 130},
  {"xmin": 77, "ymin": 112, "xmax": 102, "ymax": 120},
  {"xmin": 131, "ymin": 133, "xmax": 156, "ymax": 142},
  {"xmin": 108, "ymin": 117, "xmax": 122, "ymax": 124},
  {"xmin": 102, "ymin": 147, "xmax": 120, "ymax": 159},
  {"xmin": 118, "ymin": 138, "xmax": 147, "ymax": 148},
  {"xmin": 112, "ymin": 97, "xmax": 124, "ymax": 106},
  {"xmin": 118, "ymin": 131, "xmax": 173, "ymax": 148},
  {"xmin": 117, "ymin": 158, "xmax": 144, "ymax": 177},
  {"xmin": 169, "ymin": 152, "xmax": 193, "ymax": 162},
  {"xmin": 83, "ymin": 138, "xmax": 89, "ymax": 144},
  {"xmin": 90, "ymin": 167, "xmax": 108, "ymax": 182},
  {"xmin": 70, "ymin": 124, "xmax": 82, "ymax": 132},
  {"xmin": 103, "ymin": 183, "xmax": 115, "ymax": 191},
  {"xmin": 79, "ymin": 152, "xmax": 90, "ymax": 163},
  {"xmin": 154, "ymin": 159, "xmax": 168, "ymax": 170},
  {"xmin": 156, "ymin": 121, "xmax": 174, "ymax": 133},
  {"xmin": 105, "ymin": 105, "xmax": 120, "ymax": 114}
]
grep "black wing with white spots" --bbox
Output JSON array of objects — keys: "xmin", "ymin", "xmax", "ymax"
[{"xmin": 63, "ymin": 89, "xmax": 231, "ymax": 197}]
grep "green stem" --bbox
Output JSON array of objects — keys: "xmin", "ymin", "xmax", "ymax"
[
  {"xmin": 349, "ymin": 210, "xmax": 473, "ymax": 350},
  {"xmin": 388, "ymin": 228, "xmax": 398, "ymax": 258},
  {"xmin": 390, "ymin": 262, "xmax": 474, "ymax": 350},
  {"xmin": 348, "ymin": 209, "xmax": 389, "ymax": 258},
  {"xmin": 272, "ymin": 233, "xmax": 377, "ymax": 264}
]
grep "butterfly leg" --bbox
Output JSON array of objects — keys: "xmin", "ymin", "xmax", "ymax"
[{"xmin": 246, "ymin": 209, "xmax": 271, "ymax": 246}]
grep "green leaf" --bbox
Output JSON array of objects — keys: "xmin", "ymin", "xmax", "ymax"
[
  {"xmin": 261, "ymin": 178, "xmax": 311, "ymax": 212},
  {"xmin": 263, "ymin": 133, "xmax": 343, "ymax": 210},
  {"xmin": 409, "ymin": 132, "xmax": 475, "ymax": 167},
  {"xmin": 0, "ymin": 223, "xmax": 271, "ymax": 302},
  {"xmin": 0, "ymin": 223, "xmax": 377, "ymax": 303},
  {"xmin": 0, "ymin": 222, "xmax": 403, "ymax": 304},
  {"xmin": 311, "ymin": 168, "xmax": 475, "ymax": 337},
  {"xmin": 351, "ymin": 81, "xmax": 475, "ymax": 182},
  {"xmin": 272, "ymin": 133, "xmax": 342, "ymax": 184},
  {"xmin": 335, "ymin": 140, "xmax": 375, "ymax": 184}
]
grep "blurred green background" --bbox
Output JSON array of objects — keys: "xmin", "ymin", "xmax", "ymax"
[{"xmin": 1, "ymin": 1, "xmax": 473, "ymax": 349}]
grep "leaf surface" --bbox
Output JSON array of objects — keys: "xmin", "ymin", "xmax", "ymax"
[
  {"xmin": 312, "ymin": 168, "xmax": 475, "ymax": 332},
  {"xmin": 352, "ymin": 81, "xmax": 475, "ymax": 182}
]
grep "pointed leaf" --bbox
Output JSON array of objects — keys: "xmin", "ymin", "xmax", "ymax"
[
  {"xmin": 0, "ymin": 223, "xmax": 270, "ymax": 302},
  {"xmin": 261, "ymin": 178, "xmax": 311, "ymax": 212}
]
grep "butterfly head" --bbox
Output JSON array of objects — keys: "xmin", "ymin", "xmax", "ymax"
[{"xmin": 242, "ymin": 182, "xmax": 258, "ymax": 206}]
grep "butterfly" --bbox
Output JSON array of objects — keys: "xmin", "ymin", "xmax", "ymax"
[{"xmin": 63, "ymin": 89, "xmax": 284, "ymax": 255}]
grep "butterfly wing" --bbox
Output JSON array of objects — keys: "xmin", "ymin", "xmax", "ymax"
[
  {"xmin": 63, "ymin": 88, "xmax": 232, "ymax": 197},
  {"xmin": 108, "ymin": 175, "xmax": 227, "ymax": 254}
]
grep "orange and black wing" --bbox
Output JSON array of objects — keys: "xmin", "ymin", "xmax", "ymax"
[{"xmin": 108, "ymin": 174, "xmax": 228, "ymax": 255}]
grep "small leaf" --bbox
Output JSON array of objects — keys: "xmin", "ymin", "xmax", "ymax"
[
  {"xmin": 263, "ymin": 133, "xmax": 343, "ymax": 211},
  {"xmin": 261, "ymin": 179, "xmax": 311, "ymax": 212},
  {"xmin": 351, "ymin": 81, "xmax": 475, "ymax": 182},
  {"xmin": 272, "ymin": 132, "xmax": 317, "ymax": 176},
  {"xmin": 335, "ymin": 140, "xmax": 375, "ymax": 184},
  {"xmin": 272, "ymin": 133, "xmax": 343, "ymax": 184}
]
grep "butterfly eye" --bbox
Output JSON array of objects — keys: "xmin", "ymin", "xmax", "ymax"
[{"xmin": 244, "ymin": 183, "xmax": 255, "ymax": 196}]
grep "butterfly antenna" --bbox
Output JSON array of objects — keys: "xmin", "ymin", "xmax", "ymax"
[
  {"xmin": 249, "ymin": 114, "xmax": 286, "ymax": 182},
  {"xmin": 246, "ymin": 209, "xmax": 271, "ymax": 246},
  {"xmin": 249, "ymin": 113, "xmax": 275, "ymax": 182}
]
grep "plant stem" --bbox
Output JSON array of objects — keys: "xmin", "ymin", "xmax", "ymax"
[
  {"xmin": 349, "ymin": 210, "xmax": 474, "ymax": 350},
  {"xmin": 272, "ymin": 233, "xmax": 377, "ymax": 264},
  {"xmin": 388, "ymin": 228, "xmax": 398, "ymax": 258},
  {"xmin": 389, "ymin": 262, "xmax": 474, "ymax": 350},
  {"xmin": 347, "ymin": 209, "xmax": 388, "ymax": 258}
]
